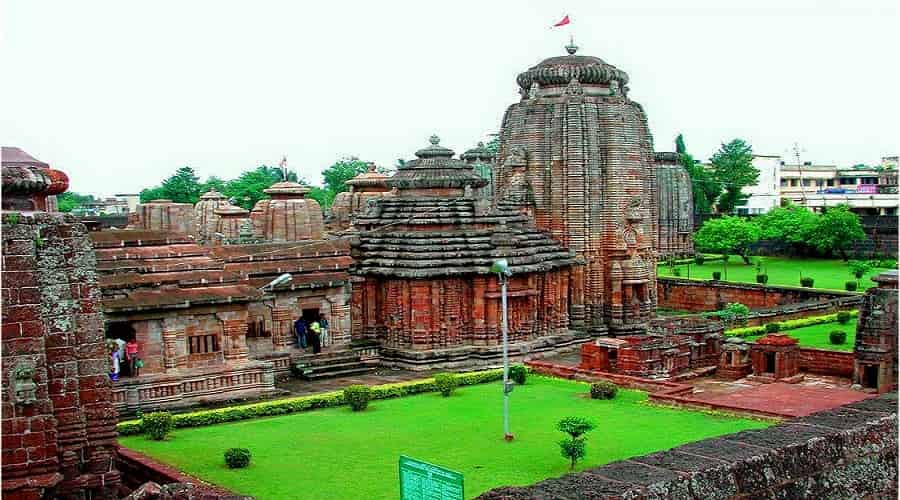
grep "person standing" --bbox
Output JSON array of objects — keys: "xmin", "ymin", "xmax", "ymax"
[
  {"xmin": 125, "ymin": 338, "xmax": 140, "ymax": 377},
  {"xmin": 294, "ymin": 317, "xmax": 308, "ymax": 349},
  {"xmin": 109, "ymin": 343, "xmax": 120, "ymax": 381},
  {"xmin": 319, "ymin": 316, "xmax": 329, "ymax": 347},
  {"xmin": 309, "ymin": 320, "xmax": 321, "ymax": 354}
]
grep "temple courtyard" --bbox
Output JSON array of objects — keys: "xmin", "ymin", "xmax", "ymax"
[{"xmin": 119, "ymin": 376, "xmax": 768, "ymax": 499}]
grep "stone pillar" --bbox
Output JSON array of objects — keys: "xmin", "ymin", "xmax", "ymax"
[
  {"xmin": 220, "ymin": 316, "xmax": 249, "ymax": 362},
  {"xmin": 270, "ymin": 307, "xmax": 293, "ymax": 351},
  {"xmin": 161, "ymin": 327, "xmax": 179, "ymax": 371}
]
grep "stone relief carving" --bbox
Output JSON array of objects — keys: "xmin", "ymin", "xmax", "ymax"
[
  {"xmin": 504, "ymin": 145, "xmax": 528, "ymax": 167},
  {"xmin": 12, "ymin": 362, "xmax": 37, "ymax": 405},
  {"xmin": 566, "ymin": 77, "xmax": 583, "ymax": 96}
]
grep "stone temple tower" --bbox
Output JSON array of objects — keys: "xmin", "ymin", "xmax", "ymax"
[{"xmin": 496, "ymin": 41, "xmax": 658, "ymax": 335}]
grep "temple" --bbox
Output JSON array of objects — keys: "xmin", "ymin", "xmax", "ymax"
[
  {"xmin": 328, "ymin": 162, "xmax": 392, "ymax": 233},
  {"xmin": 654, "ymin": 152, "xmax": 695, "ymax": 257},
  {"xmin": 495, "ymin": 40, "xmax": 658, "ymax": 335},
  {"xmin": 350, "ymin": 136, "xmax": 580, "ymax": 368}
]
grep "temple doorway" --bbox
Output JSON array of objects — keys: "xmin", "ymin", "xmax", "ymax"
[
  {"xmin": 764, "ymin": 352, "xmax": 776, "ymax": 374},
  {"xmin": 863, "ymin": 364, "xmax": 879, "ymax": 389},
  {"xmin": 105, "ymin": 321, "xmax": 136, "ymax": 377}
]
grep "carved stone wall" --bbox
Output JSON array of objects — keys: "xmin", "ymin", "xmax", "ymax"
[
  {"xmin": 655, "ymin": 152, "xmax": 694, "ymax": 257},
  {"xmin": 496, "ymin": 47, "xmax": 658, "ymax": 334},
  {"xmin": 134, "ymin": 199, "xmax": 195, "ymax": 234},
  {"xmin": 853, "ymin": 270, "xmax": 898, "ymax": 393},
  {"xmin": 2, "ymin": 212, "xmax": 120, "ymax": 499}
]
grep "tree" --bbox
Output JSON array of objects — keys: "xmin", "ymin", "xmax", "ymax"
[
  {"xmin": 222, "ymin": 166, "xmax": 285, "ymax": 210},
  {"xmin": 56, "ymin": 192, "xmax": 96, "ymax": 213},
  {"xmin": 756, "ymin": 203, "xmax": 819, "ymax": 254},
  {"xmin": 847, "ymin": 259, "xmax": 873, "ymax": 283},
  {"xmin": 676, "ymin": 134, "xmax": 721, "ymax": 215},
  {"xmin": 556, "ymin": 417, "xmax": 596, "ymax": 470},
  {"xmin": 693, "ymin": 216, "xmax": 761, "ymax": 269},
  {"xmin": 139, "ymin": 166, "xmax": 202, "ymax": 204},
  {"xmin": 201, "ymin": 176, "xmax": 227, "ymax": 194},
  {"xmin": 812, "ymin": 205, "xmax": 866, "ymax": 260},
  {"xmin": 311, "ymin": 157, "xmax": 371, "ymax": 209},
  {"xmin": 709, "ymin": 139, "xmax": 759, "ymax": 213}
]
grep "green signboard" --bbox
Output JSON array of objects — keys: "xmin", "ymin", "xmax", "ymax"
[{"xmin": 399, "ymin": 455, "xmax": 464, "ymax": 500}]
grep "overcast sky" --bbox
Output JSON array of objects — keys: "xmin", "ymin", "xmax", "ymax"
[{"xmin": 2, "ymin": 0, "xmax": 898, "ymax": 197}]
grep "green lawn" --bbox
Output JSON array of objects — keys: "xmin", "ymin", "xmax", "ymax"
[
  {"xmin": 658, "ymin": 256, "xmax": 893, "ymax": 291},
  {"xmin": 744, "ymin": 321, "xmax": 857, "ymax": 352},
  {"xmin": 120, "ymin": 377, "xmax": 768, "ymax": 500}
]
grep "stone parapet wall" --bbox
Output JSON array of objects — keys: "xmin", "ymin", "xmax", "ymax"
[
  {"xmin": 111, "ymin": 361, "xmax": 276, "ymax": 415},
  {"xmin": 478, "ymin": 393, "xmax": 898, "ymax": 499},
  {"xmin": 657, "ymin": 277, "xmax": 857, "ymax": 313},
  {"xmin": 798, "ymin": 348, "xmax": 854, "ymax": 378},
  {"xmin": 116, "ymin": 446, "xmax": 242, "ymax": 498}
]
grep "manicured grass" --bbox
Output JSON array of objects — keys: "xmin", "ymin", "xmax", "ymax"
[
  {"xmin": 119, "ymin": 377, "xmax": 768, "ymax": 500},
  {"xmin": 658, "ymin": 256, "xmax": 893, "ymax": 291},
  {"xmin": 744, "ymin": 320, "xmax": 857, "ymax": 352}
]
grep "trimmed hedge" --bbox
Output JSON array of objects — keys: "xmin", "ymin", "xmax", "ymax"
[
  {"xmin": 224, "ymin": 448, "xmax": 251, "ymax": 469},
  {"xmin": 725, "ymin": 310, "xmax": 858, "ymax": 338},
  {"xmin": 829, "ymin": 330, "xmax": 847, "ymax": 345},
  {"xmin": 118, "ymin": 368, "xmax": 504, "ymax": 436}
]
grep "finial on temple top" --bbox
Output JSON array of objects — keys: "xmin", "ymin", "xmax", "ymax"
[
  {"xmin": 429, "ymin": 134, "xmax": 440, "ymax": 146},
  {"xmin": 565, "ymin": 34, "xmax": 578, "ymax": 55}
]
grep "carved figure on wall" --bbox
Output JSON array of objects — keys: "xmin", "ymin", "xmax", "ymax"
[
  {"xmin": 566, "ymin": 77, "xmax": 583, "ymax": 96},
  {"xmin": 504, "ymin": 145, "xmax": 528, "ymax": 168},
  {"xmin": 12, "ymin": 363, "xmax": 37, "ymax": 405}
]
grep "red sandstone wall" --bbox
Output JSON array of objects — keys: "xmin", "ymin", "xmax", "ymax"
[
  {"xmin": 657, "ymin": 278, "xmax": 855, "ymax": 312},
  {"xmin": 2, "ymin": 213, "xmax": 120, "ymax": 499},
  {"xmin": 799, "ymin": 348, "xmax": 854, "ymax": 378}
]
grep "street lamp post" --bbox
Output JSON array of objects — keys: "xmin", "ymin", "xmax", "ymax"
[{"xmin": 491, "ymin": 259, "xmax": 514, "ymax": 442}]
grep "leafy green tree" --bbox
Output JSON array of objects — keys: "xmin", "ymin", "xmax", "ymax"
[
  {"xmin": 710, "ymin": 139, "xmax": 759, "ymax": 213},
  {"xmin": 223, "ymin": 166, "xmax": 286, "ymax": 210},
  {"xmin": 756, "ymin": 203, "xmax": 819, "ymax": 254},
  {"xmin": 693, "ymin": 216, "xmax": 761, "ymax": 271},
  {"xmin": 311, "ymin": 157, "xmax": 371, "ymax": 209},
  {"xmin": 139, "ymin": 166, "xmax": 202, "ymax": 204},
  {"xmin": 557, "ymin": 417, "xmax": 596, "ymax": 470},
  {"xmin": 847, "ymin": 259, "xmax": 873, "ymax": 283},
  {"xmin": 56, "ymin": 191, "xmax": 96, "ymax": 213},
  {"xmin": 676, "ymin": 134, "xmax": 720, "ymax": 214},
  {"xmin": 201, "ymin": 176, "xmax": 227, "ymax": 194},
  {"xmin": 813, "ymin": 205, "xmax": 866, "ymax": 260}
]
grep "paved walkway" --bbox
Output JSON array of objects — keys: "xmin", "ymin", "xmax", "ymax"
[
  {"xmin": 688, "ymin": 381, "xmax": 871, "ymax": 417},
  {"xmin": 276, "ymin": 367, "xmax": 442, "ymax": 397}
]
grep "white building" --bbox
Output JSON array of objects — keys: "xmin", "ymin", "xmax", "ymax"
[{"xmin": 736, "ymin": 155, "xmax": 781, "ymax": 215}]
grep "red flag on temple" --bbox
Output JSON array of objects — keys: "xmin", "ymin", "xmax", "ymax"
[{"xmin": 552, "ymin": 15, "xmax": 570, "ymax": 28}]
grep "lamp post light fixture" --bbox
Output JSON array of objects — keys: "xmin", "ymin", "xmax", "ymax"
[
  {"xmin": 260, "ymin": 273, "xmax": 292, "ymax": 292},
  {"xmin": 491, "ymin": 258, "xmax": 515, "ymax": 442}
]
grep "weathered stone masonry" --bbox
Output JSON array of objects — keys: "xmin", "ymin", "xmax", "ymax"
[
  {"xmin": 2, "ymin": 213, "xmax": 121, "ymax": 500},
  {"xmin": 479, "ymin": 392, "xmax": 898, "ymax": 500}
]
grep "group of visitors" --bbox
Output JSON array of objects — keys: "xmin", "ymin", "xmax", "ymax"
[
  {"xmin": 108, "ymin": 338, "xmax": 141, "ymax": 381},
  {"xmin": 293, "ymin": 316, "xmax": 328, "ymax": 354}
]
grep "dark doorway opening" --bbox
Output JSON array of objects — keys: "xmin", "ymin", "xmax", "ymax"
[
  {"xmin": 302, "ymin": 308, "xmax": 321, "ymax": 323},
  {"xmin": 105, "ymin": 321, "xmax": 136, "ymax": 377},
  {"xmin": 765, "ymin": 352, "xmax": 776, "ymax": 373},
  {"xmin": 863, "ymin": 364, "xmax": 880, "ymax": 389}
]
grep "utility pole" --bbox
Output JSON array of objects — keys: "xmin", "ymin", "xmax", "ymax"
[
  {"xmin": 491, "ymin": 259, "xmax": 514, "ymax": 442},
  {"xmin": 792, "ymin": 142, "xmax": 807, "ymax": 208}
]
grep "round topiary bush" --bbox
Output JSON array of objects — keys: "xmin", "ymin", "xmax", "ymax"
[
  {"xmin": 694, "ymin": 254, "xmax": 706, "ymax": 265},
  {"xmin": 343, "ymin": 384, "xmax": 371, "ymax": 412},
  {"xmin": 508, "ymin": 365, "xmax": 527, "ymax": 385},
  {"xmin": 845, "ymin": 281, "xmax": 858, "ymax": 291},
  {"xmin": 224, "ymin": 448, "xmax": 251, "ymax": 469},
  {"xmin": 433, "ymin": 373, "xmax": 458, "ymax": 397},
  {"xmin": 829, "ymin": 330, "xmax": 847, "ymax": 345},
  {"xmin": 672, "ymin": 267, "xmax": 681, "ymax": 277},
  {"xmin": 756, "ymin": 273, "xmax": 769, "ymax": 284},
  {"xmin": 142, "ymin": 411, "xmax": 174, "ymax": 441},
  {"xmin": 712, "ymin": 271, "xmax": 722, "ymax": 281},
  {"xmin": 800, "ymin": 277, "xmax": 814, "ymax": 287},
  {"xmin": 589, "ymin": 381, "xmax": 618, "ymax": 400},
  {"xmin": 837, "ymin": 311, "xmax": 852, "ymax": 324},
  {"xmin": 765, "ymin": 323, "xmax": 781, "ymax": 333}
]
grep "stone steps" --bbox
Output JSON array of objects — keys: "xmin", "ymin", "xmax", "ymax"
[{"xmin": 292, "ymin": 351, "xmax": 377, "ymax": 381}]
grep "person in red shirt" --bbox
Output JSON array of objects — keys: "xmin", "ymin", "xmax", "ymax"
[{"xmin": 125, "ymin": 339, "xmax": 140, "ymax": 376}]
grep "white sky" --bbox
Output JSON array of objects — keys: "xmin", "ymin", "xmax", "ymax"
[{"xmin": 2, "ymin": 0, "xmax": 898, "ymax": 197}]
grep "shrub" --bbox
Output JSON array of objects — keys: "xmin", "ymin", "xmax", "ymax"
[
  {"xmin": 589, "ymin": 381, "xmax": 618, "ymax": 400},
  {"xmin": 877, "ymin": 258, "xmax": 897, "ymax": 269},
  {"xmin": 694, "ymin": 254, "xmax": 706, "ymax": 265},
  {"xmin": 837, "ymin": 311, "xmax": 852, "ymax": 324},
  {"xmin": 800, "ymin": 277, "xmax": 814, "ymax": 287},
  {"xmin": 509, "ymin": 365, "xmax": 527, "ymax": 385},
  {"xmin": 829, "ymin": 330, "xmax": 847, "ymax": 345},
  {"xmin": 557, "ymin": 417, "xmax": 596, "ymax": 470},
  {"xmin": 142, "ymin": 412, "xmax": 174, "ymax": 441},
  {"xmin": 764, "ymin": 323, "xmax": 781, "ymax": 333},
  {"xmin": 712, "ymin": 271, "xmax": 722, "ymax": 280},
  {"xmin": 224, "ymin": 448, "xmax": 251, "ymax": 469},
  {"xmin": 847, "ymin": 259, "xmax": 872, "ymax": 279},
  {"xmin": 117, "ymin": 368, "xmax": 506, "ymax": 435},
  {"xmin": 672, "ymin": 267, "xmax": 681, "ymax": 277},
  {"xmin": 756, "ymin": 273, "xmax": 769, "ymax": 284},
  {"xmin": 433, "ymin": 373, "xmax": 458, "ymax": 397},
  {"xmin": 343, "ymin": 385, "xmax": 372, "ymax": 412},
  {"xmin": 845, "ymin": 281, "xmax": 858, "ymax": 291}
]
